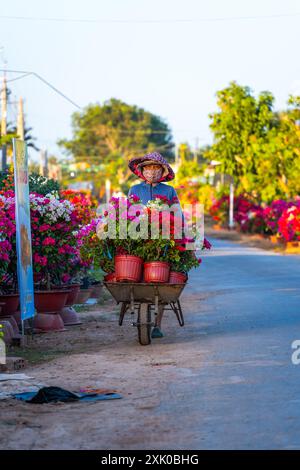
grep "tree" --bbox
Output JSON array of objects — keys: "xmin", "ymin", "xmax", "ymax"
[
  {"xmin": 251, "ymin": 95, "xmax": 300, "ymax": 201},
  {"xmin": 58, "ymin": 98, "xmax": 174, "ymax": 194},
  {"xmin": 206, "ymin": 82, "xmax": 275, "ymax": 195},
  {"xmin": 178, "ymin": 143, "xmax": 193, "ymax": 163}
]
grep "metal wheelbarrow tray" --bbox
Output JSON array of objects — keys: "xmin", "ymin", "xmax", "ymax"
[{"xmin": 104, "ymin": 282, "xmax": 187, "ymax": 346}]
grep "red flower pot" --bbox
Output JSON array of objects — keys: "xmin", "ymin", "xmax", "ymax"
[
  {"xmin": 115, "ymin": 255, "xmax": 143, "ymax": 282},
  {"xmin": 60, "ymin": 306, "xmax": 82, "ymax": 326},
  {"xmin": 33, "ymin": 272, "xmax": 44, "ymax": 283},
  {"xmin": 1, "ymin": 320, "xmax": 14, "ymax": 345},
  {"xmin": 33, "ymin": 313, "xmax": 65, "ymax": 332},
  {"xmin": 0, "ymin": 315, "xmax": 20, "ymax": 336},
  {"xmin": 34, "ymin": 290, "xmax": 70, "ymax": 314},
  {"xmin": 0, "ymin": 294, "xmax": 20, "ymax": 316},
  {"xmin": 104, "ymin": 272, "xmax": 116, "ymax": 282},
  {"xmin": 13, "ymin": 310, "xmax": 21, "ymax": 326},
  {"xmin": 144, "ymin": 261, "xmax": 170, "ymax": 283},
  {"xmin": 90, "ymin": 283, "xmax": 103, "ymax": 298},
  {"xmin": 65, "ymin": 284, "xmax": 80, "ymax": 306},
  {"xmin": 75, "ymin": 287, "xmax": 93, "ymax": 304},
  {"xmin": 169, "ymin": 271, "xmax": 188, "ymax": 284}
]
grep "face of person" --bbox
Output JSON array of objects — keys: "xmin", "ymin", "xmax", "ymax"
[{"xmin": 142, "ymin": 164, "xmax": 163, "ymax": 183}]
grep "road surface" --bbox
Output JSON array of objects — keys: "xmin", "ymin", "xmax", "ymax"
[{"xmin": 1, "ymin": 238, "xmax": 300, "ymax": 450}]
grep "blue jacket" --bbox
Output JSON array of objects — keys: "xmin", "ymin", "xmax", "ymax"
[{"xmin": 128, "ymin": 181, "xmax": 179, "ymax": 205}]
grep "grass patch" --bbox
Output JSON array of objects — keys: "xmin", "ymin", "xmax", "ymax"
[
  {"xmin": 73, "ymin": 303, "xmax": 95, "ymax": 313},
  {"xmin": 8, "ymin": 346, "xmax": 67, "ymax": 364}
]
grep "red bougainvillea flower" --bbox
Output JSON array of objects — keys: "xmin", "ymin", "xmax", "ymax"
[
  {"xmin": 60, "ymin": 189, "xmax": 97, "ymax": 225},
  {"xmin": 278, "ymin": 203, "xmax": 300, "ymax": 242},
  {"xmin": 42, "ymin": 237, "xmax": 56, "ymax": 246}
]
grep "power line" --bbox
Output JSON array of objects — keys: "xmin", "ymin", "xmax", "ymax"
[
  {"xmin": 0, "ymin": 13, "xmax": 299, "ymax": 24},
  {"xmin": 6, "ymin": 72, "xmax": 31, "ymax": 83},
  {"xmin": 0, "ymin": 68, "xmax": 81, "ymax": 109}
]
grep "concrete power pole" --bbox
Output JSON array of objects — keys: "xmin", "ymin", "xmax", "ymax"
[
  {"xmin": 174, "ymin": 144, "xmax": 178, "ymax": 165},
  {"xmin": 17, "ymin": 97, "xmax": 25, "ymax": 140},
  {"xmin": 105, "ymin": 178, "xmax": 111, "ymax": 203},
  {"xmin": 229, "ymin": 182, "xmax": 235, "ymax": 229},
  {"xmin": 1, "ymin": 75, "xmax": 7, "ymax": 170},
  {"xmin": 40, "ymin": 149, "xmax": 48, "ymax": 177},
  {"xmin": 194, "ymin": 137, "xmax": 199, "ymax": 163}
]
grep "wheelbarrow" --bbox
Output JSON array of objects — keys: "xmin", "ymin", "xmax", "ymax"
[{"xmin": 103, "ymin": 282, "xmax": 186, "ymax": 345}]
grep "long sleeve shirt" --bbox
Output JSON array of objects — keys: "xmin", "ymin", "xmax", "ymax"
[{"xmin": 128, "ymin": 181, "xmax": 179, "ymax": 205}]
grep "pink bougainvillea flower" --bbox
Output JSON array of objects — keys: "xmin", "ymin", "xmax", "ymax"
[
  {"xmin": 61, "ymin": 273, "xmax": 71, "ymax": 283},
  {"xmin": 203, "ymin": 238, "xmax": 212, "ymax": 250},
  {"xmin": 42, "ymin": 237, "xmax": 56, "ymax": 246}
]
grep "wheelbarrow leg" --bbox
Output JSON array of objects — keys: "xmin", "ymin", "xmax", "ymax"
[
  {"xmin": 119, "ymin": 302, "xmax": 129, "ymax": 326},
  {"xmin": 171, "ymin": 300, "xmax": 185, "ymax": 327}
]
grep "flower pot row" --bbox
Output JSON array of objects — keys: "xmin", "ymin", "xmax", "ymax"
[
  {"xmin": 0, "ymin": 284, "xmax": 86, "ymax": 333},
  {"xmin": 0, "ymin": 302, "xmax": 21, "ymax": 346},
  {"xmin": 104, "ymin": 255, "xmax": 188, "ymax": 284},
  {"xmin": 0, "ymin": 281, "xmax": 101, "ymax": 318}
]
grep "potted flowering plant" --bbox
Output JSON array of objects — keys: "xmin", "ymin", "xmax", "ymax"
[
  {"xmin": 0, "ymin": 193, "xmax": 20, "ymax": 316},
  {"xmin": 97, "ymin": 195, "xmax": 145, "ymax": 282},
  {"xmin": 29, "ymin": 193, "xmax": 80, "ymax": 288},
  {"xmin": 140, "ymin": 238, "xmax": 172, "ymax": 283},
  {"xmin": 2, "ymin": 191, "xmax": 83, "ymax": 317},
  {"xmin": 138, "ymin": 196, "xmax": 184, "ymax": 283},
  {"xmin": 77, "ymin": 217, "xmax": 116, "ymax": 283},
  {"xmin": 169, "ymin": 238, "xmax": 211, "ymax": 283}
]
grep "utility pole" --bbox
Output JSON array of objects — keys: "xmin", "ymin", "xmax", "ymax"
[
  {"xmin": 17, "ymin": 97, "xmax": 24, "ymax": 140},
  {"xmin": 174, "ymin": 144, "xmax": 178, "ymax": 165},
  {"xmin": 1, "ymin": 74, "xmax": 7, "ymax": 170},
  {"xmin": 40, "ymin": 149, "xmax": 48, "ymax": 177},
  {"xmin": 105, "ymin": 178, "xmax": 111, "ymax": 203},
  {"xmin": 194, "ymin": 137, "xmax": 199, "ymax": 163},
  {"xmin": 229, "ymin": 182, "xmax": 235, "ymax": 230}
]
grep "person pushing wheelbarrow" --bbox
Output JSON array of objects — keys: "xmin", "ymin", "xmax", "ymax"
[{"xmin": 128, "ymin": 151, "xmax": 182, "ymax": 339}]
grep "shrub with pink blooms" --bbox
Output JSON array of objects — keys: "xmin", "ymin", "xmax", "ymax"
[
  {"xmin": 60, "ymin": 189, "xmax": 97, "ymax": 225},
  {"xmin": 210, "ymin": 194, "xmax": 266, "ymax": 233},
  {"xmin": 76, "ymin": 218, "xmax": 114, "ymax": 274},
  {"xmin": 29, "ymin": 193, "xmax": 82, "ymax": 286},
  {"xmin": 0, "ymin": 197, "xmax": 14, "ymax": 284},
  {"xmin": 209, "ymin": 195, "xmax": 229, "ymax": 226},
  {"xmin": 1, "ymin": 191, "xmax": 84, "ymax": 291},
  {"xmin": 277, "ymin": 202, "xmax": 300, "ymax": 242},
  {"xmin": 209, "ymin": 192, "xmax": 300, "ymax": 243}
]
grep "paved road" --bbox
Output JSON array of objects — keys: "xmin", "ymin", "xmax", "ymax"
[
  {"xmin": 1, "ymin": 238, "xmax": 300, "ymax": 450},
  {"xmin": 174, "ymin": 238, "xmax": 300, "ymax": 449}
]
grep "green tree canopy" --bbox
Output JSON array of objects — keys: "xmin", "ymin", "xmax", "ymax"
[
  {"xmin": 206, "ymin": 81, "xmax": 300, "ymax": 202},
  {"xmin": 206, "ymin": 82, "xmax": 275, "ymax": 181},
  {"xmin": 58, "ymin": 98, "xmax": 174, "ymax": 194},
  {"xmin": 251, "ymin": 95, "xmax": 300, "ymax": 201}
]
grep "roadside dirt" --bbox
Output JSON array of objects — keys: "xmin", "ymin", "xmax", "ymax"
[
  {"xmin": 0, "ymin": 289, "xmax": 205, "ymax": 450},
  {"xmin": 205, "ymin": 226, "xmax": 286, "ymax": 252}
]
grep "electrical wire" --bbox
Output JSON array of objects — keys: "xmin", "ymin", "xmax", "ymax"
[
  {"xmin": 0, "ymin": 13, "xmax": 299, "ymax": 24},
  {"xmin": 0, "ymin": 68, "xmax": 81, "ymax": 109},
  {"xmin": 6, "ymin": 72, "xmax": 31, "ymax": 83}
]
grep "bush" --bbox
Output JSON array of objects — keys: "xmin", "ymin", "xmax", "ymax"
[{"xmin": 0, "ymin": 170, "xmax": 60, "ymax": 196}]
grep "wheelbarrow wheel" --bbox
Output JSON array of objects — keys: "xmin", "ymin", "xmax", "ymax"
[{"xmin": 137, "ymin": 303, "xmax": 151, "ymax": 346}]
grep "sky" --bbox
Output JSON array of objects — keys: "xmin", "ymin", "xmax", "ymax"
[{"xmin": 0, "ymin": 0, "xmax": 300, "ymax": 160}]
